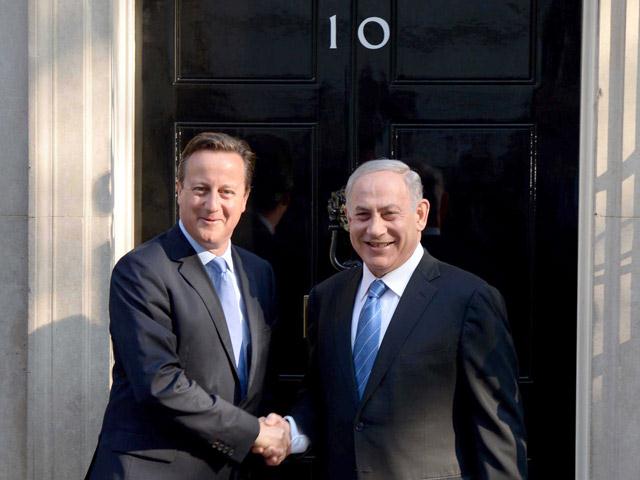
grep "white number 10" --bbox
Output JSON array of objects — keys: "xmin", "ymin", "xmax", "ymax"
[{"xmin": 329, "ymin": 15, "xmax": 391, "ymax": 50}]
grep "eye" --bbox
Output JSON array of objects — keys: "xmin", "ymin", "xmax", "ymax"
[
  {"xmin": 192, "ymin": 186, "xmax": 207, "ymax": 195},
  {"xmin": 382, "ymin": 211, "xmax": 399, "ymax": 220},
  {"xmin": 220, "ymin": 188, "xmax": 236, "ymax": 197}
]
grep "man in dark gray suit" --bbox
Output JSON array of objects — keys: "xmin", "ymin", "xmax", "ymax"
[
  {"xmin": 260, "ymin": 159, "xmax": 527, "ymax": 479},
  {"xmin": 87, "ymin": 132, "xmax": 289, "ymax": 479}
]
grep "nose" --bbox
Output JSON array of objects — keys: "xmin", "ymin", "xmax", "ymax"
[
  {"xmin": 366, "ymin": 214, "xmax": 385, "ymax": 237},
  {"xmin": 204, "ymin": 192, "xmax": 220, "ymax": 211}
]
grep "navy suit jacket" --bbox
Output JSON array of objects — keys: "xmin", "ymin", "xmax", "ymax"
[
  {"xmin": 88, "ymin": 224, "xmax": 276, "ymax": 479},
  {"xmin": 293, "ymin": 249, "xmax": 527, "ymax": 480}
]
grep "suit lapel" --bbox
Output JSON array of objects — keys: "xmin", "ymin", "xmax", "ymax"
[
  {"xmin": 359, "ymin": 251, "xmax": 440, "ymax": 406},
  {"xmin": 334, "ymin": 267, "xmax": 363, "ymax": 409},
  {"xmin": 231, "ymin": 246, "xmax": 264, "ymax": 395},
  {"xmin": 165, "ymin": 226, "xmax": 237, "ymax": 375}
]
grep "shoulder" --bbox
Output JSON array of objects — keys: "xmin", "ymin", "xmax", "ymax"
[
  {"xmin": 438, "ymin": 262, "xmax": 506, "ymax": 318},
  {"xmin": 113, "ymin": 229, "xmax": 178, "ymax": 278},
  {"xmin": 432, "ymin": 258, "xmax": 491, "ymax": 290},
  {"xmin": 118, "ymin": 232, "xmax": 165, "ymax": 263},
  {"xmin": 426, "ymin": 257, "xmax": 504, "ymax": 309}
]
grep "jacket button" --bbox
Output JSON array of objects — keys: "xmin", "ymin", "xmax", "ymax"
[{"xmin": 355, "ymin": 422, "xmax": 364, "ymax": 432}]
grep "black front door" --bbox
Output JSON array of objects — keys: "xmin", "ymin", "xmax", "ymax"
[{"xmin": 139, "ymin": 1, "xmax": 581, "ymax": 477}]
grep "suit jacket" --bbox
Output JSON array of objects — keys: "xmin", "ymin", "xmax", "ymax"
[
  {"xmin": 293, "ymin": 249, "xmax": 527, "ymax": 480},
  {"xmin": 88, "ymin": 224, "xmax": 276, "ymax": 479}
]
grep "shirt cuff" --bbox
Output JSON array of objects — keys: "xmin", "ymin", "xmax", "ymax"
[{"xmin": 284, "ymin": 415, "xmax": 310, "ymax": 454}]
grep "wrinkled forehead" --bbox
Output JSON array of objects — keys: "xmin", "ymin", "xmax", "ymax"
[{"xmin": 346, "ymin": 172, "xmax": 411, "ymax": 210}]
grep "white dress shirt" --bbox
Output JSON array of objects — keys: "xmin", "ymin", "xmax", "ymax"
[
  {"xmin": 351, "ymin": 244, "xmax": 424, "ymax": 348},
  {"xmin": 178, "ymin": 220, "xmax": 248, "ymax": 367},
  {"xmin": 288, "ymin": 242, "xmax": 425, "ymax": 454}
]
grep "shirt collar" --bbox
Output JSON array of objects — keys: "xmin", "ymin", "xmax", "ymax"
[
  {"xmin": 178, "ymin": 220, "xmax": 235, "ymax": 272},
  {"xmin": 359, "ymin": 242, "xmax": 424, "ymax": 300}
]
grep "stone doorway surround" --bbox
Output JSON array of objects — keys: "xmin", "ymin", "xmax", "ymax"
[{"xmin": 26, "ymin": 0, "xmax": 134, "ymax": 477}]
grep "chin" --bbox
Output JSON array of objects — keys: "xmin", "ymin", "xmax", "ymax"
[{"xmin": 366, "ymin": 261, "xmax": 391, "ymax": 276}]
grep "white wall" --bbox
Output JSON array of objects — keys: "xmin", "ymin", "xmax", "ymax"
[
  {"xmin": 578, "ymin": 0, "xmax": 640, "ymax": 478},
  {"xmin": 0, "ymin": 0, "xmax": 29, "ymax": 478},
  {"xmin": 26, "ymin": 0, "xmax": 128, "ymax": 478}
]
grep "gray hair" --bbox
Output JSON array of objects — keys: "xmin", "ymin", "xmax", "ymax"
[{"xmin": 345, "ymin": 159, "xmax": 424, "ymax": 208}]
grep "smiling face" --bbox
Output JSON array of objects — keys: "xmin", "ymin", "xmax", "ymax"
[
  {"xmin": 347, "ymin": 170, "xmax": 429, "ymax": 277},
  {"xmin": 176, "ymin": 150, "xmax": 249, "ymax": 255}
]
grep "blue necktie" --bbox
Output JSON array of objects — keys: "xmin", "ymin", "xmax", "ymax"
[
  {"xmin": 206, "ymin": 257, "xmax": 249, "ymax": 398},
  {"xmin": 353, "ymin": 279, "xmax": 387, "ymax": 399}
]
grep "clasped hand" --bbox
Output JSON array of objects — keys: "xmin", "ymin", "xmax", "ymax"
[{"xmin": 252, "ymin": 413, "xmax": 291, "ymax": 466}]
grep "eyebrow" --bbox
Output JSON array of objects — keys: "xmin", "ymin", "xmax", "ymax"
[
  {"xmin": 353, "ymin": 204, "xmax": 401, "ymax": 212},
  {"xmin": 190, "ymin": 180, "xmax": 239, "ymax": 188}
]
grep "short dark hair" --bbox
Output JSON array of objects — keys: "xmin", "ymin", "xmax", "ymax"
[{"xmin": 177, "ymin": 132, "xmax": 256, "ymax": 190}]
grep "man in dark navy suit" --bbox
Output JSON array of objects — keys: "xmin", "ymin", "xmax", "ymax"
[
  {"xmin": 87, "ymin": 132, "xmax": 289, "ymax": 480},
  {"xmin": 261, "ymin": 159, "xmax": 527, "ymax": 479}
]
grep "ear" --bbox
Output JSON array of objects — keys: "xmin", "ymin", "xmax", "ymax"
[
  {"xmin": 416, "ymin": 199, "xmax": 429, "ymax": 232},
  {"xmin": 345, "ymin": 203, "xmax": 354, "ymax": 224},
  {"xmin": 175, "ymin": 180, "xmax": 183, "ymax": 204},
  {"xmin": 240, "ymin": 186, "xmax": 251, "ymax": 213}
]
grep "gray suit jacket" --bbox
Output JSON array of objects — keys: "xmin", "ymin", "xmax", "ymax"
[
  {"xmin": 293, "ymin": 249, "xmax": 527, "ymax": 480},
  {"xmin": 87, "ymin": 224, "xmax": 276, "ymax": 479}
]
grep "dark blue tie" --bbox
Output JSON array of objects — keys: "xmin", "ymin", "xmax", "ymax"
[
  {"xmin": 206, "ymin": 257, "xmax": 249, "ymax": 398},
  {"xmin": 353, "ymin": 279, "xmax": 387, "ymax": 399}
]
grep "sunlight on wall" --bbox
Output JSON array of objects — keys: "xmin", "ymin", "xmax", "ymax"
[
  {"xmin": 594, "ymin": 190, "xmax": 607, "ymax": 265},
  {"xmin": 590, "ymin": 0, "xmax": 640, "ymax": 476},
  {"xmin": 596, "ymin": 0, "xmax": 612, "ymax": 179},
  {"xmin": 621, "ymin": 174, "xmax": 635, "ymax": 218},
  {"xmin": 619, "ymin": 272, "xmax": 632, "ymax": 344},
  {"xmin": 593, "ymin": 283, "xmax": 604, "ymax": 357},
  {"xmin": 623, "ymin": 0, "xmax": 639, "ymax": 160}
]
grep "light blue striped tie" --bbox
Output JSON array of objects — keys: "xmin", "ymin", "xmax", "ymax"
[
  {"xmin": 353, "ymin": 279, "xmax": 387, "ymax": 399},
  {"xmin": 206, "ymin": 257, "xmax": 249, "ymax": 399}
]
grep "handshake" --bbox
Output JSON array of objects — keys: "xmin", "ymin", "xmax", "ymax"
[{"xmin": 252, "ymin": 413, "xmax": 292, "ymax": 466}]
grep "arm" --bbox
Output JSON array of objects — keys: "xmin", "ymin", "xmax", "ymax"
[
  {"xmin": 460, "ymin": 284, "xmax": 528, "ymax": 479},
  {"xmin": 252, "ymin": 285, "xmax": 317, "ymax": 466},
  {"xmin": 109, "ymin": 253, "xmax": 260, "ymax": 462}
]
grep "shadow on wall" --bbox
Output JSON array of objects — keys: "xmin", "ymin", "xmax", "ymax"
[
  {"xmin": 28, "ymin": 172, "xmax": 115, "ymax": 478},
  {"xmin": 591, "ymin": 1, "xmax": 640, "ymax": 476},
  {"xmin": 29, "ymin": 314, "xmax": 110, "ymax": 478}
]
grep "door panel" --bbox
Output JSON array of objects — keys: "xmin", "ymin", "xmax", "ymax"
[
  {"xmin": 393, "ymin": 0, "xmax": 534, "ymax": 82},
  {"xmin": 176, "ymin": 0, "xmax": 316, "ymax": 82},
  {"xmin": 139, "ymin": 1, "xmax": 581, "ymax": 477}
]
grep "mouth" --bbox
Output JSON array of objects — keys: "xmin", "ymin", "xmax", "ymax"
[
  {"xmin": 200, "ymin": 217, "xmax": 223, "ymax": 224},
  {"xmin": 365, "ymin": 241, "xmax": 394, "ymax": 248}
]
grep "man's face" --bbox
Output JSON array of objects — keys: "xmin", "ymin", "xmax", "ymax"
[
  {"xmin": 347, "ymin": 171, "xmax": 429, "ymax": 277},
  {"xmin": 176, "ymin": 150, "xmax": 249, "ymax": 255}
]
